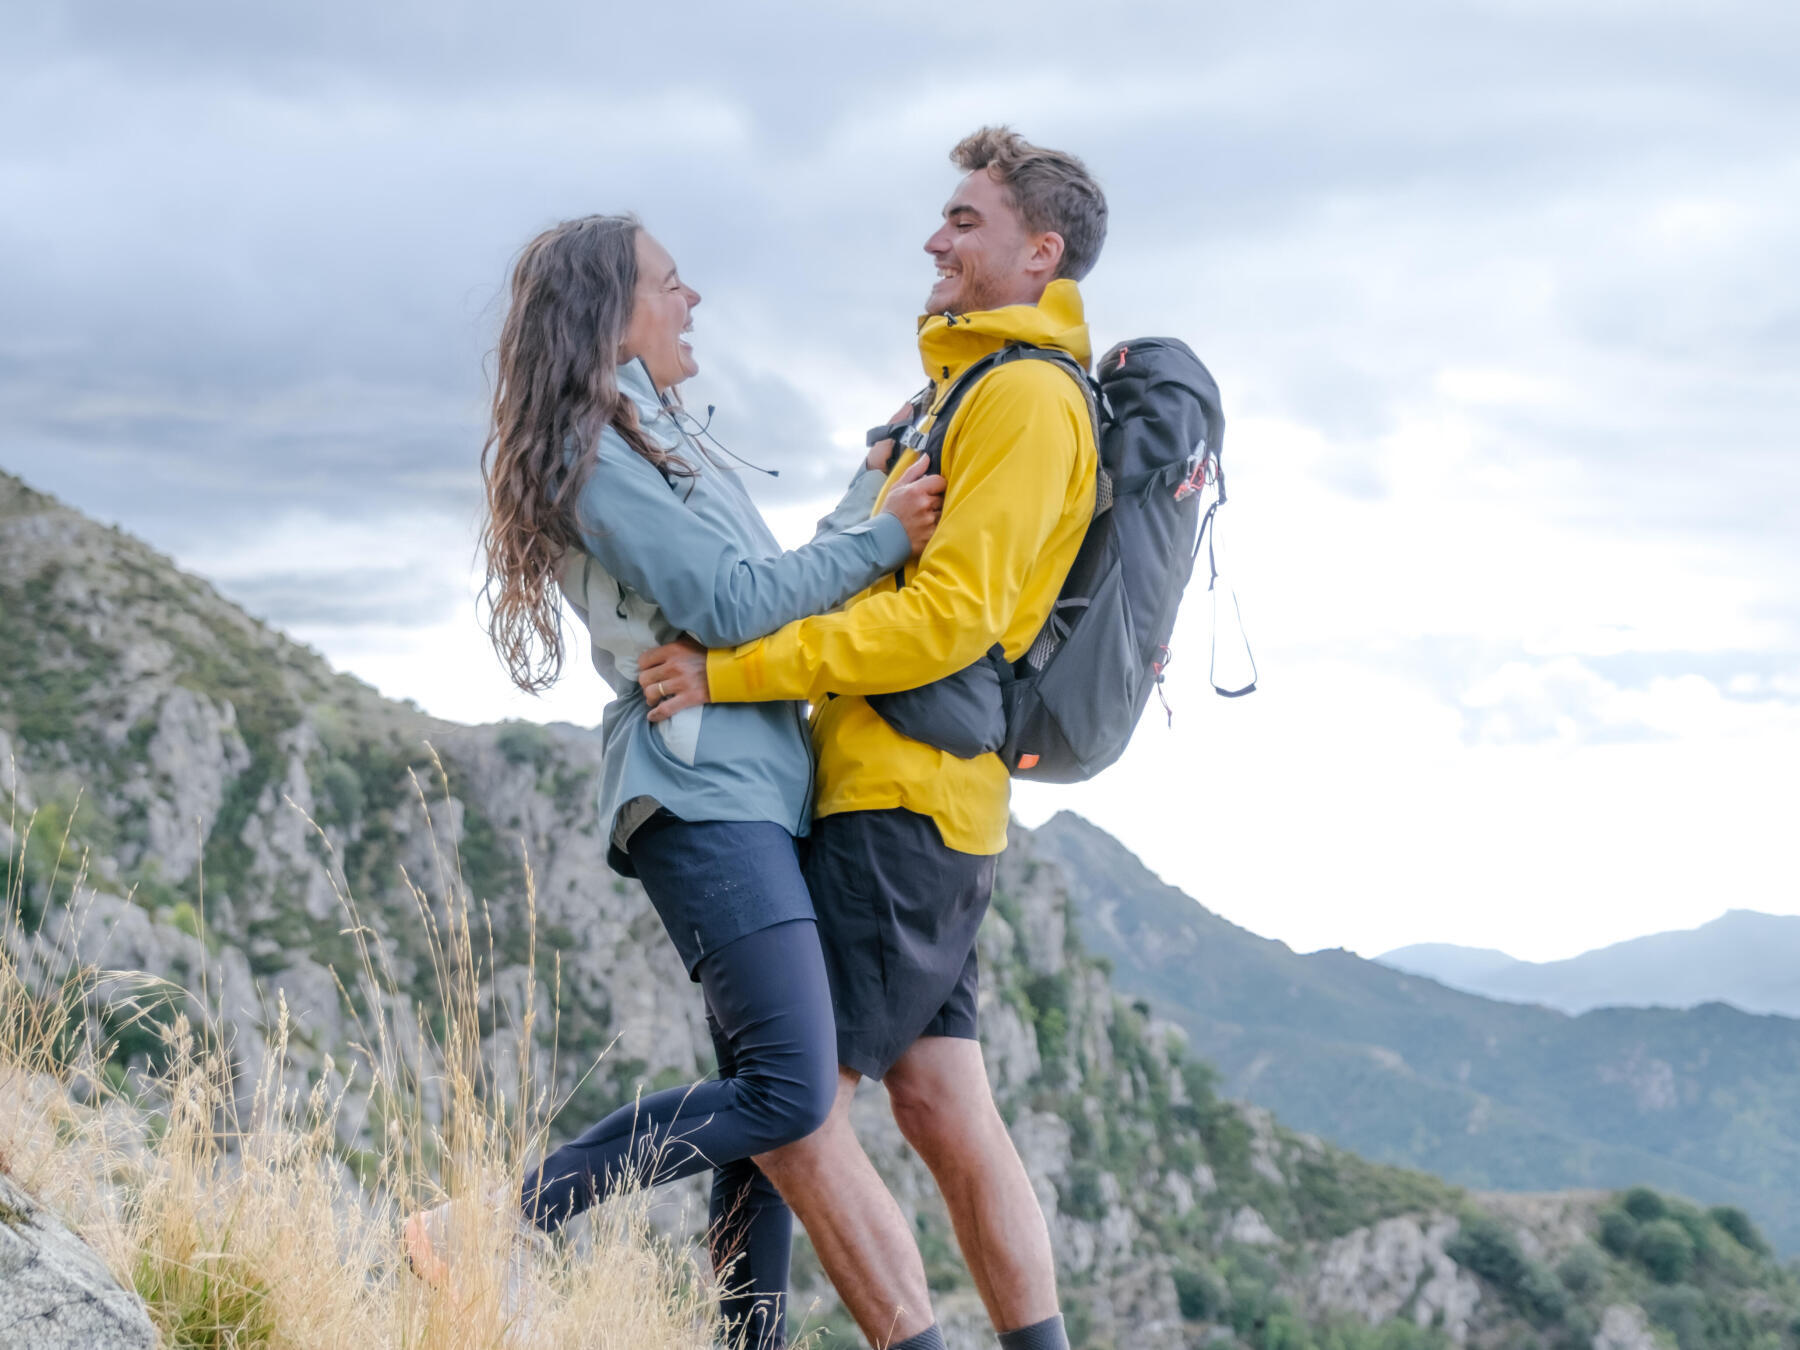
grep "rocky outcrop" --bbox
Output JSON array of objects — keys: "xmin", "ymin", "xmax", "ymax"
[
  {"xmin": 1593, "ymin": 1303, "xmax": 1658, "ymax": 1350},
  {"xmin": 1309, "ymin": 1215, "xmax": 1481, "ymax": 1344},
  {"xmin": 0, "ymin": 1169, "xmax": 156, "ymax": 1349}
]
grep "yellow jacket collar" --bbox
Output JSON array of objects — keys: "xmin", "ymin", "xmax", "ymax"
[{"xmin": 917, "ymin": 278, "xmax": 1092, "ymax": 388}]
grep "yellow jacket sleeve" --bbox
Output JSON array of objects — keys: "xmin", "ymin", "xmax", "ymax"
[{"xmin": 707, "ymin": 360, "xmax": 1094, "ymax": 703}]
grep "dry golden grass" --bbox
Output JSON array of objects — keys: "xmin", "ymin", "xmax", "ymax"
[{"xmin": 0, "ymin": 754, "xmax": 732, "ymax": 1349}]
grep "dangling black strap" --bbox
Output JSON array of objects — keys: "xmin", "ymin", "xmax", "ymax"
[{"xmin": 1194, "ymin": 497, "xmax": 1257, "ymax": 697}]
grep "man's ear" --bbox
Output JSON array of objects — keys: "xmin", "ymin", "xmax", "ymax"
[{"xmin": 1028, "ymin": 231, "xmax": 1067, "ymax": 281}]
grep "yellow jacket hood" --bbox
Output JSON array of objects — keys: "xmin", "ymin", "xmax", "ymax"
[{"xmin": 917, "ymin": 278, "xmax": 1093, "ymax": 388}]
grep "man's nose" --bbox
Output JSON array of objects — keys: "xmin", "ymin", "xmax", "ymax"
[{"xmin": 924, "ymin": 225, "xmax": 951, "ymax": 256}]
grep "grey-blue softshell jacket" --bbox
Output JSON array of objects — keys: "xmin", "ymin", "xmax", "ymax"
[{"xmin": 558, "ymin": 358, "xmax": 909, "ymax": 864}]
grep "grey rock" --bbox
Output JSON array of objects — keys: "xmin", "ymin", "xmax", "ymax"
[
  {"xmin": 1224, "ymin": 1205, "xmax": 1281, "ymax": 1247},
  {"xmin": 0, "ymin": 1170, "xmax": 156, "ymax": 1349},
  {"xmin": 1593, "ymin": 1303, "xmax": 1658, "ymax": 1350},
  {"xmin": 1309, "ymin": 1213, "xmax": 1481, "ymax": 1345},
  {"xmin": 135, "ymin": 687, "xmax": 251, "ymax": 881}
]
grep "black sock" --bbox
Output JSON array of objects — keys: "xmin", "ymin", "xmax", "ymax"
[
  {"xmin": 998, "ymin": 1314, "xmax": 1070, "ymax": 1350},
  {"xmin": 889, "ymin": 1326, "xmax": 947, "ymax": 1350}
]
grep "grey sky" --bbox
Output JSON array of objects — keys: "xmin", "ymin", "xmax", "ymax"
[{"xmin": 4, "ymin": 0, "xmax": 1795, "ymax": 955}]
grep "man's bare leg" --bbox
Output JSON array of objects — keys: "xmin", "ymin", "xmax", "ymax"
[
  {"xmin": 754, "ymin": 1068, "xmax": 937, "ymax": 1347},
  {"xmin": 883, "ymin": 1036, "xmax": 1060, "ymax": 1333}
]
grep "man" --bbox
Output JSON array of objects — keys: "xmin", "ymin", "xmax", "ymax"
[{"xmin": 640, "ymin": 126, "xmax": 1106, "ymax": 1350}]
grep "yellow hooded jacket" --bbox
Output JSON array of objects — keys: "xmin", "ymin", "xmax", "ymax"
[{"xmin": 705, "ymin": 279, "xmax": 1099, "ymax": 855}]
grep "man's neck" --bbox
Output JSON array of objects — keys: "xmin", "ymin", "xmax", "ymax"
[{"xmin": 955, "ymin": 277, "xmax": 1049, "ymax": 314}]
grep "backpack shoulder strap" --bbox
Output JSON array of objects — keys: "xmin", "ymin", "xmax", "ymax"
[{"xmin": 912, "ymin": 344, "xmax": 1100, "ymax": 479}]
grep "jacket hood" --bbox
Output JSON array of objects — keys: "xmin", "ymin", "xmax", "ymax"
[
  {"xmin": 616, "ymin": 356, "xmax": 684, "ymax": 450},
  {"xmin": 917, "ymin": 278, "xmax": 1092, "ymax": 388}
]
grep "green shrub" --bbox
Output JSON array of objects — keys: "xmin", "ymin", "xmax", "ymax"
[
  {"xmin": 1637, "ymin": 1217, "xmax": 1697, "ymax": 1284},
  {"xmin": 1257, "ymin": 1311, "xmax": 1313, "ymax": 1350},
  {"xmin": 1446, "ymin": 1214, "xmax": 1563, "ymax": 1325},
  {"xmin": 168, "ymin": 900, "xmax": 203, "ymax": 942},
  {"xmin": 1314, "ymin": 1323, "xmax": 1453, "ymax": 1350},
  {"xmin": 1173, "ymin": 1263, "xmax": 1229, "ymax": 1321},
  {"xmin": 1598, "ymin": 1207, "xmax": 1640, "ymax": 1256},
  {"xmin": 1021, "ymin": 970, "xmax": 1074, "ymax": 1082},
  {"xmin": 318, "ymin": 758, "xmax": 364, "ymax": 824},
  {"xmin": 1622, "ymin": 1185, "xmax": 1668, "ymax": 1222},
  {"xmin": 1667, "ymin": 1202, "xmax": 1716, "ymax": 1265},
  {"xmin": 1447, "ymin": 1214, "xmax": 1530, "ymax": 1292},
  {"xmin": 1642, "ymin": 1282, "xmax": 1760, "ymax": 1350},
  {"xmin": 495, "ymin": 720, "xmax": 552, "ymax": 768},
  {"xmin": 1553, "ymin": 1306, "xmax": 1598, "ymax": 1350},
  {"xmin": 1708, "ymin": 1205, "xmax": 1767, "ymax": 1256},
  {"xmin": 1062, "ymin": 1297, "xmax": 1094, "ymax": 1348},
  {"xmin": 1556, "ymin": 1243, "xmax": 1606, "ymax": 1295},
  {"xmin": 134, "ymin": 1249, "xmax": 278, "ymax": 1350},
  {"xmin": 1519, "ymin": 1261, "xmax": 1568, "ymax": 1324},
  {"xmin": 1060, "ymin": 1162, "xmax": 1108, "ymax": 1223},
  {"xmin": 1225, "ymin": 1267, "xmax": 1285, "ymax": 1340}
]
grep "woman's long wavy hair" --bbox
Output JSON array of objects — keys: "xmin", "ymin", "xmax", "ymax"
[{"xmin": 480, "ymin": 213, "xmax": 695, "ymax": 693}]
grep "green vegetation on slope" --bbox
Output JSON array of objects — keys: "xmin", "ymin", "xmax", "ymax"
[{"xmin": 1035, "ymin": 811, "xmax": 1800, "ymax": 1254}]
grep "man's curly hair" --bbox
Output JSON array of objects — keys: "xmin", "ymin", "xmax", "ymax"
[{"xmin": 951, "ymin": 126, "xmax": 1108, "ymax": 281}]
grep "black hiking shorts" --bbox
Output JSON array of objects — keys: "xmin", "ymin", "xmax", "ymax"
[{"xmin": 801, "ymin": 807, "xmax": 997, "ymax": 1082}]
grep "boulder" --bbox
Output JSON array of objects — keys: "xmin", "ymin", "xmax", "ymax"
[{"xmin": 0, "ymin": 1170, "xmax": 156, "ymax": 1348}]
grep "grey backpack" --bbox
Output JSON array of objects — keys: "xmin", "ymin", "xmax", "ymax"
[{"xmin": 866, "ymin": 336, "xmax": 1251, "ymax": 782}]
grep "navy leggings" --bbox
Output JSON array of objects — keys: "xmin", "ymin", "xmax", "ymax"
[{"xmin": 521, "ymin": 909, "xmax": 835, "ymax": 1350}]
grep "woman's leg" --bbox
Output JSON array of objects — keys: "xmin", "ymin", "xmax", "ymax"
[
  {"xmin": 707, "ymin": 1003, "xmax": 796, "ymax": 1350},
  {"xmin": 521, "ymin": 919, "xmax": 834, "ymax": 1344}
]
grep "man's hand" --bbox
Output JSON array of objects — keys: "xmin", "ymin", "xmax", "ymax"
[
  {"xmin": 865, "ymin": 398, "xmax": 921, "ymax": 473},
  {"xmin": 639, "ymin": 637, "xmax": 711, "ymax": 723}
]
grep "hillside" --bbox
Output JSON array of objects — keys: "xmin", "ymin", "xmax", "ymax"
[
  {"xmin": 1381, "ymin": 912, "xmax": 1800, "ymax": 1018},
  {"xmin": 5, "ymin": 465, "xmax": 1800, "ymax": 1349},
  {"xmin": 1035, "ymin": 811, "xmax": 1800, "ymax": 1255}
]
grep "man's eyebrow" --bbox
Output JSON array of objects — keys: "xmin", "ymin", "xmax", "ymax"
[{"xmin": 943, "ymin": 203, "xmax": 983, "ymax": 222}]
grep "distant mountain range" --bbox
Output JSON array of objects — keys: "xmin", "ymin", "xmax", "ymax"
[
  {"xmin": 1378, "ymin": 910, "xmax": 1800, "ymax": 1017},
  {"xmin": 1033, "ymin": 812, "xmax": 1800, "ymax": 1253}
]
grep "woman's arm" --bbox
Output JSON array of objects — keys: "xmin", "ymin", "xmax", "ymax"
[
  {"xmin": 811, "ymin": 397, "xmax": 918, "ymax": 539},
  {"xmin": 570, "ymin": 437, "xmax": 935, "ymax": 650},
  {"xmin": 811, "ymin": 463, "xmax": 891, "ymax": 540}
]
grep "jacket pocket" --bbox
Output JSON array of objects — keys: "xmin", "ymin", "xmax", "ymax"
[{"xmin": 653, "ymin": 703, "xmax": 703, "ymax": 767}]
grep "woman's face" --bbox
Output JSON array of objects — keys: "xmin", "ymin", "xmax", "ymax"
[{"xmin": 620, "ymin": 231, "xmax": 701, "ymax": 390}]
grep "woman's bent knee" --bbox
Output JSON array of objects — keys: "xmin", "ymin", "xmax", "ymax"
[
  {"xmin": 765, "ymin": 1067, "xmax": 835, "ymax": 1150},
  {"xmin": 737, "ymin": 1050, "xmax": 835, "ymax": 1153}
]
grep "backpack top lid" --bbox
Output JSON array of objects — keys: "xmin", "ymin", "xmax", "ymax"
[{"xmin": 1093, "ymin": 337, "xmax": 1225, "ymax": 484}]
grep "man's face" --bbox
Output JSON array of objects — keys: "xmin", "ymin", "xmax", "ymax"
[{"xmin": 923, "ymin": 169, "xmax": 1043, "ymax": 315}]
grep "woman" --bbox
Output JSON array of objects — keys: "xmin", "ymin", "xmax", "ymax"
[{"xmin": 404, "ymin": 214, "xmax": 941, "ymax": 1348}]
